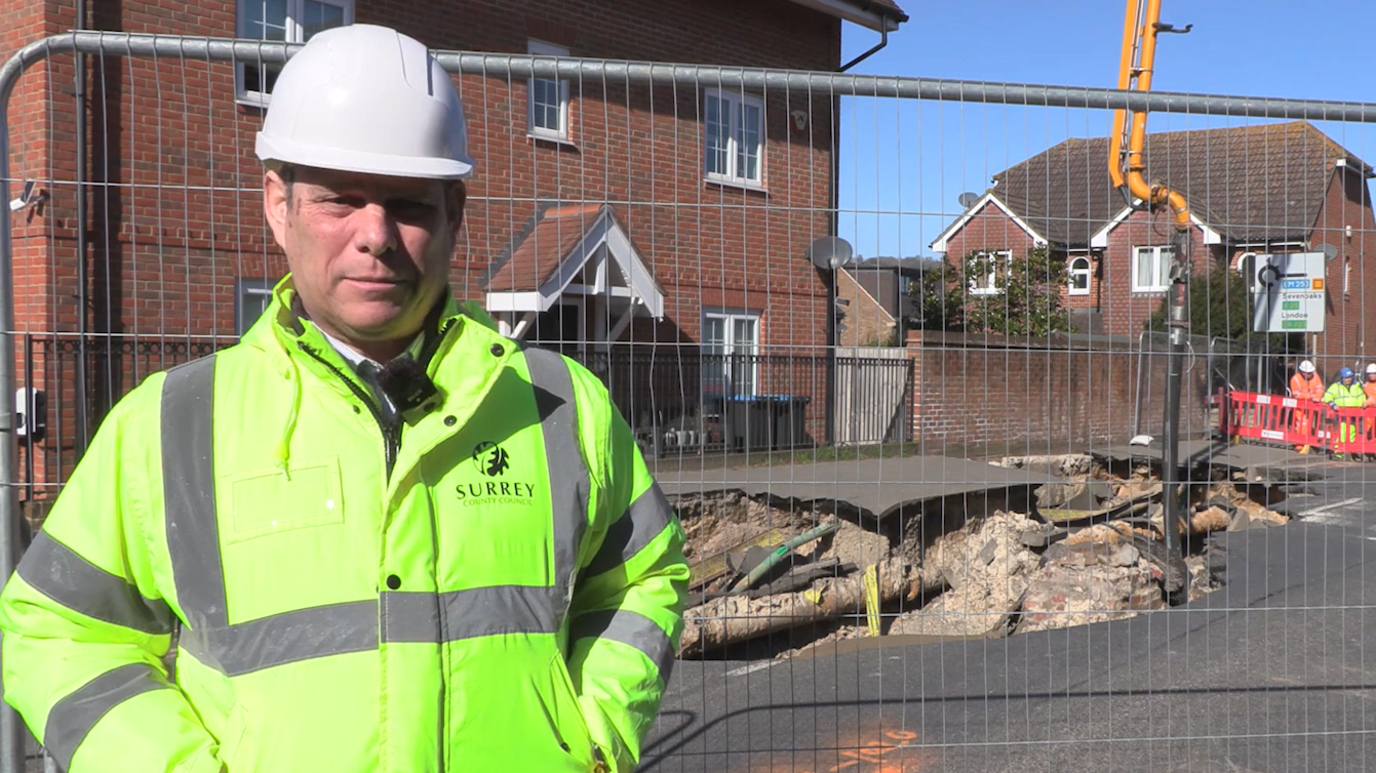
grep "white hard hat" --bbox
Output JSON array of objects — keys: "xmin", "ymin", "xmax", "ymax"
[
  {"xmin": 255, "ymin": 24, "xmax": 474, "ymax": 180},
  {"xmin": 1365, "ymin": 363, "xmax": 1376, "ymax": 375},
  {"xmin": 1299, "ymin": 359, "xmax": 1316, "ymax": 373}
]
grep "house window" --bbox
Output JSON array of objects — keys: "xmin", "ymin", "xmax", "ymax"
[
  {"xmin": 235, "ymin": 277, "xmax": 278, "ymax": 336},
  {"xmin": 968, "ymin": 250, "xmax": 1011, "ymax": 296},
  {"xmin": 236, "ymin": 0, "xmax": 354, "ymax": 107},
  {"xmin": 1068, "ymin": 256, "xmax": 1091, "ymax": 296},
  {"xmin": 1345, "ymin": 257, "xmax": 1352, "ymax": 297},
  {"xmin": 527, "ymin": 39, "xmax": 571, "ymax": 142},
  {"xmin": 702, "ymin": 310, "xmax": 760, "ymax": 397},
  {"xmin": 1132, "ymin": 245, "xmax": 1175, "ymax": 293},
  {"xmin": 704, "ymin": 89, "xmax": 764, "ymax": 186}
]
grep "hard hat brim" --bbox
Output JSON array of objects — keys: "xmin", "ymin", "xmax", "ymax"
[{"xmin": 256, "ymin": 133, "xmax": 475, "ymax": 181}]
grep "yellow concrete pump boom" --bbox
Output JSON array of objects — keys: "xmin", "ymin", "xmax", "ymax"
[
  {"xmin": 1110, "ymin": 0, "xmax": 1193, "ymax": 592},
  {"xmin": 1109, "ymin": 0, "xmax": 1192, "ymax": 233}
]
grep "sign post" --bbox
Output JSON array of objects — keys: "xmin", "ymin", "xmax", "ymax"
[{"xmin": 1252, "ymin": 252, "xmax": 1327, "ymax": 333}]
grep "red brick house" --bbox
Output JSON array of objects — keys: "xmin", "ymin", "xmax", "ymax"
[
  {"xmin": 928, "ymin": 121, "xmax": 1376, "ymax": 369},
  {"xmin": 0, "ymin": 0, "xmax": 909, "ymax": 486}
]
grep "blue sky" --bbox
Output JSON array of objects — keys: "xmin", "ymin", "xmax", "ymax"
[{"xmin": 836, "ymin": 0, "xmax": 1376, "ymax": 260}]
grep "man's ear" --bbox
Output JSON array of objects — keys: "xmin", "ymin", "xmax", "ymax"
[
  {"xmin": 263, "ymin": 169, "xmax": 290, "ymax": 251},
  {"xmin": 447, "ymin": 180, "xmax": 468, "ymax": 238}
]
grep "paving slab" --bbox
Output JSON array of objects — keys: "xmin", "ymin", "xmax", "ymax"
[{"xmin": 655, "ymin": 456, "xmax": 1061, "ymax": 519}]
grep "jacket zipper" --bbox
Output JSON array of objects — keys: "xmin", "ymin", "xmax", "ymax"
[
  {"xmin": 417, "ymin": 317, "xmax": 457, "ymax": 371},
  {"xmin": 293, "ymin": 318, "xmax": 458, "ymax": 480},
  {"xmin": 297, "ymin": 341, "xmax": 400, "ymax": 478}
]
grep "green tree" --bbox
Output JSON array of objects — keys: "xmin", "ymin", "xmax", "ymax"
[
  {"xmin": 1144, "ymin": 262, "xmax": 1298, "ymax": 350},
  {"xmin": 909, "ymin": 256, "xmax": 965, "ymax": 332},
  {"xmin": 908, "ymin": 246, "xmax": 1072, "ymax": 336}
]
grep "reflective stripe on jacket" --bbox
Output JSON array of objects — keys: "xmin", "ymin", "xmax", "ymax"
[
  {"xmin": 0, "ymin": 282, "xmax": 689, "ymax": 773},
  {"xmin": 1322, "ymin": 381, "xmax": 1367, "ymax": 408},
  {"xmin": 1289, "ymin": 372, "xmax": 1324, "ymax": 401}
]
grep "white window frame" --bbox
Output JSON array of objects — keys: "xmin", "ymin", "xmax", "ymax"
[
  {"xmin": 1132, "ymin": 245, "xmax": 1174, "ymax": 294},
  {"xmin": 968, "ymin": 250, "xmax": 1011, "ymax": 297},
  {"xmin": 235, "ymin": 277, "xmax": 278, "ymax": 336},
  {"xmin": 236, "ymin": 0, "xmax": 355, "ymax": 108},
  {"xmin": 1068, "ymin": 256, "xmax": 1092, "ymax": 296},
  {"xmin": 527, "ymin": 39, "xmax": 572, "ymax": 143},
  {"xmin": 703, "ymin": 88, "xmax": 765, "ymax": 187},
  {"xmin": 702, "ymin": 310, "xmax": 761, "ymax": 397}
]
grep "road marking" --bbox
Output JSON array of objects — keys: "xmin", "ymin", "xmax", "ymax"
[
  {"xmin": 726, "ymin": 661, "xmax": 779, "ymax": 678},
  {"xmin": 1298, "ymin": 496, "xmax": 1364, "ymax": 517}
]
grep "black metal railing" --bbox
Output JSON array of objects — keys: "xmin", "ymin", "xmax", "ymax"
[
  {"xmin": 17, "ymin": 336, "xmax": 917, "ymax": 499},
  {"xmin": 19, "ymin": 333, "xmax": 232, "ymax": 500}
]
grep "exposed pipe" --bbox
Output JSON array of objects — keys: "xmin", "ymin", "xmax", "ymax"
[
  {"xmin": 1110, "ymin": 0, "xmax": 1192, "ymax": 597},
  {"xmin": 1112, "ymin": 0, "xmax": 1192, "ymax": 231},
  {"xmin": 839, "ymin": 26, "xmax": 887, "ymax": 73},
  {"xmin": 1108, "ymin": 0, "xmax": 1141, "ymax": 196}
]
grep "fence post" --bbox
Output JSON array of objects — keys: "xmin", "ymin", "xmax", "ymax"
[{"xmin": 0, "ymin": 53, "xmax": 28, "ymax": 773}]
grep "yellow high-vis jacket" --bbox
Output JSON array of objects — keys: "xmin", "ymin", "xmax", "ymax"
[{"xmin": 0, "ymin": 281, "xmax": 689, "ymax": 773}]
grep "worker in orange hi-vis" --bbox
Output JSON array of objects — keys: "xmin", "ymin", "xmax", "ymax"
[
  {"xmin": 1363, "ymin": 364, "xmax": 1376, "ymax": 405},
  {"xmin": 1289, "ymin": 359, "xmax": 1325, "ymax": 454},
  {"xmin": 1360, "ymin": 364, "xmax": 1376, "ymax": 461}
]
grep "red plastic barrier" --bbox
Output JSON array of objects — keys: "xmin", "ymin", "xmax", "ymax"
[{"xmin": 1222, "ymin": 390, "xmax": 1376, "ymax": 455}]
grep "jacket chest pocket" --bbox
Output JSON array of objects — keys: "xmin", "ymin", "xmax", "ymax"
[
  {"xmin": 218, "ymin": 457, "xmax": 360, "ymax": 616},
  {"xmin": 224, "ymin": 457, "xmax": 345, "ymax": 543}
]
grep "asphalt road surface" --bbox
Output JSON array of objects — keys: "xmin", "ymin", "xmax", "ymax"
[
  {"xmin": 643, "ymin": 494, "xmax": 1376, "ymax": 773},
  {"xmin": 17, "ymin": 455, "xmax": 1376, "ymax": 773}
]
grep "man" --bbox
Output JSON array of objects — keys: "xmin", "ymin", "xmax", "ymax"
[
  {"xmin": 0, "ymin": 24, "xmax": 688, "ymax": 773},
  {"xmin": 1323, "ymin": 366, "xmax": 1366, "ymax": 460},
  {"xmin": 1288, "ymin": 359, "xmax": 1324, "ymax": 454}
]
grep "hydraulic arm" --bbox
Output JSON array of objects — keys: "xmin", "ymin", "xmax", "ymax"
[{"xmin": 1109, "ymin": 0, "xmax": 1192, "ymax": 589}]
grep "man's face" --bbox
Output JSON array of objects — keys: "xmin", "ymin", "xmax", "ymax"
[{"xmin": 263, "ymin": 166, "xmax": 466, "ymax": 354}]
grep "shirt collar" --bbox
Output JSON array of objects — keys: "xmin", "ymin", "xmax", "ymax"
[{"xmin": 317, "ymin": 327, "xmax": 425, "ymax": 373}]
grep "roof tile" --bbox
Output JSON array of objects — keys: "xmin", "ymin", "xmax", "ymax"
[{"xmin": 990, "ymin": 121, "xmax": 1369, "ymax": 247}]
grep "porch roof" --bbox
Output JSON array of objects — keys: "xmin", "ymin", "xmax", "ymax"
[{"xmin": 480, "ymin": 201, "xmax": 665, "ymax": 319}]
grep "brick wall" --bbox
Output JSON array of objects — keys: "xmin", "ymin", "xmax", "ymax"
[
  {"xmin": 1061, "ymin": 252, "xmax": 1098, "ymax": 311},
  {"xmin": 1, "ymin": 0, "xmax": 840, "ymax": 345},
  {"xmin": 1099, "ymin": 207, "xmax": 1215, "ymax": 338},
  {"xmin": 1308, "ymin": 166, "xmax": 1376, "ymax": 369},
  {"xmin": 906, "ymin": 329, "xmax": 1216, "ymax": 454},
  {"xmin": 940, "ymin": 199, "xmax": 1040, "ymax": 277},
  {"xmin": 1, "ymin": 0, "xmax": 846, "ymax": 493}
]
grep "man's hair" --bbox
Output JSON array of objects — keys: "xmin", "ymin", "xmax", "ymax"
[{"xmin": 273, "ymin": 162, "xmax": 299, "ymax": 207}]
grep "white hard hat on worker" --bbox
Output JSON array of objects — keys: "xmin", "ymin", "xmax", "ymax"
[
  {"xmin": 255, "ymin": 24, "xmax": 474, "ymax": 362},
  {"xmin": 255, "ymin": 23, "xmax": 474, "ymax": 179}
]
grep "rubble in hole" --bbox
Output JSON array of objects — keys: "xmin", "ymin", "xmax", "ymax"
[{"xmin": 673, "ymin": 454, "xmax": 1288, "ymax": 660}]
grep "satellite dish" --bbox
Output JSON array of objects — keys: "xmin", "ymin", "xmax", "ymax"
[
  {"xmin": 808, "ymin": 236, "xmax": 854, "ymax": 271},
  {"xmin": 958, "ymin": 192, "xmax": 980, "ymax": 209},
  {"xmin": 1317, "ymin": 243, "xmax": 1340, "ymax": 261}
]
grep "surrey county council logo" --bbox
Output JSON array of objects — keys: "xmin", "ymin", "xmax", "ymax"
[
  {"xmin": 472, "ymin": 441, "xmax": 510, "ymax": 477},
  {"xmin": 457, "ymin": 441, "xmax": 536, "ymax": 504}
]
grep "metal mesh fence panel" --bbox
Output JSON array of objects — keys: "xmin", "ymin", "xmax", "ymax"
[{"xmin": 3, "ymin": 30, "xmax": 1376, "ymax": 773}]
